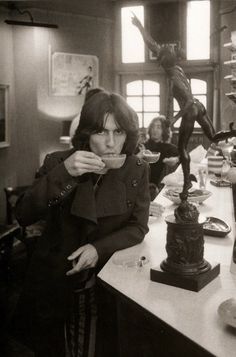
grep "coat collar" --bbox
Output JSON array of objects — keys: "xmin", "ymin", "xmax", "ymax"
[{"xmin": 70, "ymin": 170, "xmax": 127, "ymax": 224}]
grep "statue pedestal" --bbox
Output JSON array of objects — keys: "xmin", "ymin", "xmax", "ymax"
[
  {"xmin": 150, "ymin": 214, "xmax": 220, "ymax": 292},
  {"xmin": 150, "ymin": 263, "xmax": 220, "ymax": 292}
]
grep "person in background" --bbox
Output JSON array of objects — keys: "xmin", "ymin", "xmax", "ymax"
[
  {"xmin": 138, "ymin": 115, "xmax": 179, "ymax": 190},
  {"xmin": 11, "ymin": 89, "xmax": 150, "ymax": 357}
]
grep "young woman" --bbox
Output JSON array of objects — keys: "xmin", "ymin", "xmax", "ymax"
[{"xmin": 12, "ymin": 89, "xmax": 150, "ymax": 357}]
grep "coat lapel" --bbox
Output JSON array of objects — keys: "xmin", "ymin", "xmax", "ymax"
[
  {"xmin": 70, "ymin": 178, "xmax": 98, "ymax": 224},
  {"xmin": 96, "ymin": 172, "xmax": 127, "ymax": 218},
  {"xmin": 70, "ymin": 171, "xmax": 127, "ymax": 223}
]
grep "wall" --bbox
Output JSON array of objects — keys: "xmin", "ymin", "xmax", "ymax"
[
  {"xmin": 0, "ymin": 6, "xmax": 114, "ymax": 222},
  {"xmin": 0, "ymin": 11, "xmax": 18, "ymax": 222}
]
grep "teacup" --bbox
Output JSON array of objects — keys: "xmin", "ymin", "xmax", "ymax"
[
  {"xmin": 101, "ymin": 154, "xmax": 126, "ymax": 169},
  {"xmin": 142, "ymin": 151, "xmax": 160, "ymax": 164}
]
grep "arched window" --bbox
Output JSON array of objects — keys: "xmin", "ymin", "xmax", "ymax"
[{"xmin": 125, "ymin": 80, "xmax": 160, "ymax": 128}]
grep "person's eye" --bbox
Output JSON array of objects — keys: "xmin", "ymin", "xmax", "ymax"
[
  {"xmin": 96, "ymin": 130, "xmax": 105, "ymax": 135},
  {"xmin": 115, "ymin": 129, "xmax": 124, "ymax": 135}
]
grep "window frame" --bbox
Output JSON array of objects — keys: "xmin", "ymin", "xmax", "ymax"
[{"xmin": 120, "ymin": 73, "xmax": 166, "ymax": 129}]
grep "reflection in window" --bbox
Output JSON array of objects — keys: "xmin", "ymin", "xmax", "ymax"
[
  {"xmin": 173, "ymin": 78, "xmax": 207, "ymax": 129},
  {"xmin": 121, "ymin": 6, "xmax": 144, "ymax": 63},
  {"xmin": 126, "ymin": 80, "xmax": 160, "ymax": 128},
  {"xmin": 187, "ymin": 1, "xmax": 210, "ymax": 60}
]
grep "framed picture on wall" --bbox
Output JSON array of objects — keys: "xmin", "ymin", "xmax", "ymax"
[
  {"xmin": 50, "ymin": 51, "xmax": 99, "ymax": 96},
  {"xmin": 0, "ymin": 85, "xmax": 9, "ymax": 148}
]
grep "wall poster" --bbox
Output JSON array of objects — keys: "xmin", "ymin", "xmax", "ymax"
[
  {"xmin": 50, "ymin": 51, "xmax": 99, "ymax": 96},
  {"xmin": 0, "ymin": 85, "xmax": 9, "ymax": 148}
]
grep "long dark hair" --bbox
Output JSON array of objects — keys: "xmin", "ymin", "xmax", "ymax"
[
  {"xmin": 72, "ymin": 89, "xmax": 139, "ymax": 155},
  {"xmin": 148, "ymin": 116, "xmax": 171, "ymax": 143}
]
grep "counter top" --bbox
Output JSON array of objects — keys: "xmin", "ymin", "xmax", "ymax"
[{"xmin": 98, "ymin": 183, "xmax": 236, "ymax": 357}]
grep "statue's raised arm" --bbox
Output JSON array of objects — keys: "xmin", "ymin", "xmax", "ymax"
[{"xmin": 131, "ymin": 12, "xmax": 161, "ymax": 57}]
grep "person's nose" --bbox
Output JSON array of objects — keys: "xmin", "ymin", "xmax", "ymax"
[{"xmin": 106, "ymin": 132, "xmax": 115, "ymax": 148}]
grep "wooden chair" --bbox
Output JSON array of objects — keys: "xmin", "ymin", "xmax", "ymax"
[
  {"xmin": 3, "ymin": 186, "xmax": 44, "ymax": 265},
  {"xmin": 0, "ymin": 224, "xmax": 21, "ymax": 282}
]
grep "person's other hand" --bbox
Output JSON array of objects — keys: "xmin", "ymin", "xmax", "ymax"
[
  {"xmin": 163, "ymin": 156, "xmax": 179, "ymax": 167},
  {"xmin": 137, "ymin": 147, "xmax": 153, "ymax": 159},
  {"xmin": 66, "ymin": 244, "xmax": 98, "ymax": 276},
  {"xmin": 149, "ymin": 202, "xmax": 165, "ymax": 217},
  {"xmin": 64, "ymin": 150, "xmax": 105, "ymax": 177},
  {"xmin": 137, "ymin": 150, "xmax": 144, "ymax": 159}
]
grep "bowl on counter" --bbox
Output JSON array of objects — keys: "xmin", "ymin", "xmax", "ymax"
[
  {"xmin": 218, "ymin": 298, "xmax": 236, "ymax": 328},
  {"xmin": 162, "ymin": 187, "xmax": 212, "ymax": 205},
  {"xmin": 203, "ymin": 217, "xmax": 231, "ymax": 237}
]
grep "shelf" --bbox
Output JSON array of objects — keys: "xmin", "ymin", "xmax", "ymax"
[
  {"xmin": 224, "ymin": 74, "xmax": 236, "ymax": 80},
  {"xmin": 223, "ymin": 42, "xmax": 236, "ymax": 51},
  {"xmin": 225, "ymin": 92, "xmax": 236, "ymax": 104},
  {"xmin": 224, "ymin": 59, "xmax": 236, "ymax": 66}
]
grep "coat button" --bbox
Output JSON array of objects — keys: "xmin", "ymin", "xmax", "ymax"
[
  {"xmin": 136, "ymin": 159, "xmax": 142, "ymax": 166},
  {"xmin": 127, "ymin": 200, "xmax": 132, "ymax": 207},
  {"xmin": 131, "ymin": 179, "xmax": 138, "ymax": 187},
  {"xmin": 66, "ymin": 184, "xmax": 72, "ymax": 190}
]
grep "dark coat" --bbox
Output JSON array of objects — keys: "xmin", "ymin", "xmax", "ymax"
[
  {"xmin": 145, "ymin": 140, "xmax": 179, "ymax": 187},
  {"xmin": 12, "ymin": 149, "xmax": 150, "ymax": 353}
]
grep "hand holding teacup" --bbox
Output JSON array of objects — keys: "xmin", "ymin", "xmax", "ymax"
[{"xmin": 64, "ymin": 150, "xmax": 105, "ymax": 177}]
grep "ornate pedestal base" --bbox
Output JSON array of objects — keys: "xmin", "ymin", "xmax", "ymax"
[
  {"xmin": 150, "ymin": 262, "xmax": 220, "ymax": 292},
  {"xmin": 150, "ymin": 214, "xmax": 220, "ymax": 292}
]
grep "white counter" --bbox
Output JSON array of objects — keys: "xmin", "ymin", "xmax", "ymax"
[{"xmin": 98, "ymin": 183, "xmax": 236, "ymax": 357}]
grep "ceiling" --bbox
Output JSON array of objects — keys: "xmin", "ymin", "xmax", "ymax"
[{"xmin": 0, "ymin": 0, "xmax": 180, "ymax": 16}]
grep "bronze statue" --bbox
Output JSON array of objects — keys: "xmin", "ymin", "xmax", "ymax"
[{"xmin": 132, "ymin": 14, "xmax": 236, "ymax": 202}]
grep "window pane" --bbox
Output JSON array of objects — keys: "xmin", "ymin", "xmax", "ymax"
[
  {"xmin": 127, "ymin": 80, "xmax": 142, "ymax": 95},
  {"xmin": 144, "ymin": 96, "xmax": 159, "ymax": 111},
  {"xmin": 143, "ymin": 113, "xmax": 159, "ymax": 128},
  {"xmin": 194, "ymin": 95, "xmax": 207, "ymax": 107},
  {"xmin": 127, "ymin": 96, "xmax": 142, "ymax": 111},
  {"xmin": 190, "ymin": 79, "xmax": 207, "ymax": 94},
  {"xmin": 173, "ymin": 116, "xmax": 201, "ymax": 128},
  {"xmin": 143, "ymin": 80, "xmax": 160, "ymax": 95},
  {"xmin": 173, "ymin": 99, "xmax": 180, "ymax": 112},
  {"xmin": 187, "ymin": 1, "xmax": 210, "ymax": 60},
  {"xmin": 173, "ymin": 118, "xmax": 182, "ymax": 128},
  {"xmin": 121, "ymin": 6, "xmax": 145, "ymax": 63},
  {"xmin": 137, "ymin": 112, "xmax": 143, "ymax": 128}
]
